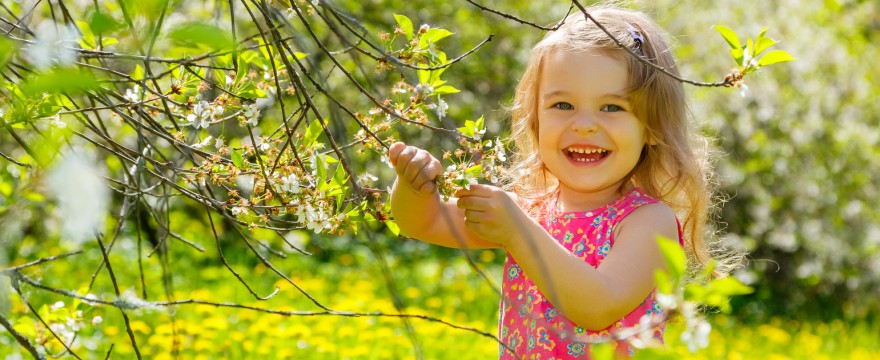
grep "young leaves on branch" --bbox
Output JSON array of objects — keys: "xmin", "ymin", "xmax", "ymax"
[{"xmin": 714, "ymin": 26, "xmax": 795, "ymax": 95}]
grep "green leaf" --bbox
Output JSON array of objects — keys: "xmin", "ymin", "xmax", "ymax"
[
  {"xmin": 654, "ymin": 269, "xmax": 672, "ymax": 294},
  {"xmin": 231, "ymin": 151, "xmax": 243, "ymax": 168},
  {"xmin": 432, "ymin": 85, "xmax": 460, "ymax": 95},
  {"xmin": 465, "ymin": 163, "xmax": 482, "ymax": 178},
  {"xmin": 332, "ymin": 162, "xmax": 348, "ymax": 187},
  {"xmin": 729, "ymin": 47, "xmax": 745, "ymax": 66},
  {"xmin": 101, "ymin": 37, "xmax": 119, "ymax": 47},
  {"xmin": 754, "ymin": 35, "xmax": 777, "ymax": 56},
  {"xmin": 237, "ymin": 81, "xmax": 266, "ymax": 99},
  {"xmin": 302, "ymin": 120, "xmax": 324, "ymax": 149},
  {"xmin": 23, "ymin": 69, "xmax": 100, "ymax": 96},
  {"xmin": 88, "ymin": 9, "xmax": 123, "ymax": 35},
  {"xmin": 76, "ymin": 20, "xmax": 96, "ymax": 49},
  {"xmin": 168, "ymin": 22, "xmax": 233, "ymax": 51},
  {"xmin": 417, "ymin": 68, "xmax": 430, "ymax": 85},
  {"xmin": 714, "ymin": 25, "xmax": 741, "ymax": 50},
  {"xmin": 131, "ymin": 64, "xmax": 144, "ymax": 81},
  {"xmin": 457, "ymin": 119, "xmax": 476, "ymax": 137},
  {"xmin": 0, "ymin": 37, "xmax": 14, "ymax": 70},
  {"xmin": 315, "ymin": 154, "xmax": 327, "ymax": 186},
  {"xmin": 684, "ymin": 277, "xmax": 753, "ymax": 312},
  {"xmin": 393, "ymin": 14, "xmax": 414, "ymax": 41},
  {"xmin": 706, "ymin": 277, "xmax": 755, "ymax": 297},
  {"xmin": 419, "ymin": 28, "xmax": 453, "ymax": 48},
  {"xmin": 758, "ymin": 50, "xmax": 796, "ymax": 66},
  {"xmin": 385, "ymin": 219, "xmax": 400, "ymax": 236},
  {"xmin": 13, "ymin": 319, "xmax": 37, "ymax": 339},
  {"xmin": 747, "ymin": 37, "xmax": 755, "ymax": 59},
  {"xmin": 656, "ymin": 236, "xmax": 686, "ymax": 282}
]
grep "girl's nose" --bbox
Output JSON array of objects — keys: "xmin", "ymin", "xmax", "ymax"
[{"xmin": 571, "ymin": 114, "xmax": 598, "ymax": 134}]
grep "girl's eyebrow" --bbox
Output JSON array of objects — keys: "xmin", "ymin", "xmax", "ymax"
[
  {"xmin": 542, "ymin": 90, "xmax": 630, "ymax": 101},
  {"xmin": 602, "ymin": 92, "xmax": 631, "ymax": 102},
  {"xmin": 542, "ymin": 90, "xmax": 569, "ymax": 100}
]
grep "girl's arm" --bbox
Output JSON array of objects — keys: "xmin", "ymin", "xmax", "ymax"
[
  {"xmin": 389, "ymin": 142, "xmax": 501, "ymax": 249},
  {"xmin": 456, "ymin": 185, "xmax": 677, "ymax": 330},
  {"xmin": 509, "ymin": 203, "xmax": 676, "ymax": 330}
]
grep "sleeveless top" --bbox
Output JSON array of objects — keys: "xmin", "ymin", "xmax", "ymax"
[{"xmin": 499, "ymin": 188, "xmax": 685, "ymax": 359}]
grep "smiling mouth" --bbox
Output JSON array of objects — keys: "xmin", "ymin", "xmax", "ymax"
[{"xmin": 564, "ymin": 147, "xmax": 610, "ymax": 163}]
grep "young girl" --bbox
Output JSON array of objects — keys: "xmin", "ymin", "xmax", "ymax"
[{"xmin": 390, "ymin": 4, "xmax": 711, "ymax": 358}]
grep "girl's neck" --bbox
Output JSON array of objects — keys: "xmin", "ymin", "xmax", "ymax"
[{"xmin": 556, "ymin": 181, "xmax": 634, "ymax": 212}]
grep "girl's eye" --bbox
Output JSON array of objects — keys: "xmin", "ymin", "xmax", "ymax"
[
  {"xmin": 553, "ymin": 102, "xmax": 574, "ymax": 110},
  {"xmin": 601, "ymin": 104, "xmax": 624, "ymax": 112}
]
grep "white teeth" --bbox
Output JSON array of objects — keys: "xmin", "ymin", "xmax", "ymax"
[
  {"xmin": 566, "ymin": 147, "xmax": 607, "ymax": 162},
  {"xmin": 567, "ymin": 147, "xmax": 606, "ymax": 154}
]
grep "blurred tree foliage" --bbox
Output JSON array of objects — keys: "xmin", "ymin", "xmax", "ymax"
[{"xmin": 0, "ymin": 3, "xmax": 876, "ymax": 355}]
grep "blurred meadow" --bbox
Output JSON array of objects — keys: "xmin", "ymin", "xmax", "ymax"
[{"xmin": 1, "ymin": 0, "xmax": 879, "ymax": 358}]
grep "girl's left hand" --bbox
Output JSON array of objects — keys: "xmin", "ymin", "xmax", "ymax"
[{"xmin": 454, "ymin": 184, "xmax": 527, "ymax": 247}]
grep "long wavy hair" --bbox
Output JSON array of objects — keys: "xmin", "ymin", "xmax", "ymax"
[{"xmin": 504, "ymin": 5, "xmax": 715, "ymax": 266}]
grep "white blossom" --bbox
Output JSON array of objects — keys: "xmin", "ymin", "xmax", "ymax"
[
  {"xmin": 243, "ymin": 103, "xmax": 260, "ymax": 126},
  {"xmin": 83, "ymin": 293, "xmax": 101, "ymax": 306},
  {"xmin": 124, "ymin": 85, "xmax": 141, "ymax": 103},
  {"xmin": 51, "ymin": 301, "xmax": 65, "ymax": 311},
  {"xmin": 187, "ymin": 100, "xmax": 212, "ymax": 129},
  {"xmin": 493, "ymin": 138, "xmax": 507, "ymax": 162},
  {"xmin": 679, "ymin": 303, "xmax": 711, "ymax": 353},
  {"xmin": 191, "ymin": 136, "xmax": 213, "ymax": 149},
  {"xmin": 91, "ymin": 316, "xmax": 103, "ymax": 325},
  {"xmin": 680, "ymin": 318, "xmax": 711, "ymax": 353},
  {"xmin": 50, "ymin": 114, "xmax": 67, "ymax": 129},
  {"xmin": 414, "ymin": 84, "xmax": 434, "ymax": 95},
  {"xmin": 655, "ymin": 293, "xmax": 678, "ymax": 310},
  {"xmin": 214, "ymin": 137, "xmax": 225, "ymax": 149},
  {"xmin": 25, "ymin": 20, "xmax": 79, "ymax": 69},
  {"xmin": 358, "ymin": 173, "xmax": 378, "ymax": 186},
  {"xmin": 48, "ymin": 148, "xmax": 110, "ymax": 245},
  {"xmin": 210, "ymin": 103, "xmax": 224, "ymax": 121},
  {"xmin": 739, "ymin": 83, "xmax": 750, "ymax": 98},
  {"xmin": 231, "ymin": 206, "xmax": 246, "ymax": 216},
  {"xmin": 256, "ymin": 93, "xmax": 275, "ymax": 108},
  {"xmin": 280, "ymin": 174, "xmax": 300, "ymax": 194},
  {"xmin": 428, "ymin": 98, "xmax": 448, "ymax": 118}
]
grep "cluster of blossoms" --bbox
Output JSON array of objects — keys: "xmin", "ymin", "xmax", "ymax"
[
  {"xmin": 31, "ymin": 301, "xmax": 102, "ymax": 347},
  {"xmin": 222, "ymin": 164, "xmax": 347, "ymax": 234},
  {"xmin": 435, "ymin": 137, "xmax": 508, "ymax": 200}
]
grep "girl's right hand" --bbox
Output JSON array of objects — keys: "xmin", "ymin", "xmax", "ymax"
[{"xmin": 389, "ymin": 142, "xmax": 442, "ymax": 196}]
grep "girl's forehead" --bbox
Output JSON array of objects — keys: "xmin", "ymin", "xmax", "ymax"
[{"xmin": 539, "ymin": 49, "xmax": 630, "ymax": 96}]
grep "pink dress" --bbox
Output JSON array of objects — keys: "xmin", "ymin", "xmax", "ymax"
[{"xmin": 499, "ymin": 188, "xmax": 684, "ymax": 359}]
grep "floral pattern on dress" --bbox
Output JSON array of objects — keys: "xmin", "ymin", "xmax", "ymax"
[{"xmin": 499, "ymin": 188, "xmax": 685, "ymax": 359}]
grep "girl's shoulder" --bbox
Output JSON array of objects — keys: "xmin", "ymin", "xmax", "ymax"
[{"xmin": 613, "ymin": 189, "xmax": 683, "ymax": 246}]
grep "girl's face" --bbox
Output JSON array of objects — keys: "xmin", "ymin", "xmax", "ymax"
[{"xmin": 537, "ymin": 49, "xmax": 648, "ymax": 206}]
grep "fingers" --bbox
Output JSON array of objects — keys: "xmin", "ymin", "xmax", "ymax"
[
  {"xmin": 391, "ymin": 142, "xmax": 441, "ymax": 195},
  {"xmin": 454, "ymin": 184, "xmax": 498, "ymax": 198},
  {"xmin": 462, "ymin": 209, "xmax": 488, "ymax": 223},
  {"xmin": 388, "ymin": 142, "xmax": 407, "ymax": 167},
  {"xmin": 456, "ymin": 195, "xmax": 490, "ymax": 211}
]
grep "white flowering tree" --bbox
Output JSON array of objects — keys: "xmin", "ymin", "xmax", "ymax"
[{"xmin": 0, "ymin": 0, "xmax": 793, "ymax": 358}]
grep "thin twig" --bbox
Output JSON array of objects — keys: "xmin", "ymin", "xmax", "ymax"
[{"xmin": 0, "ymin": 250, "xmax": 85, "ymax": 273}]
